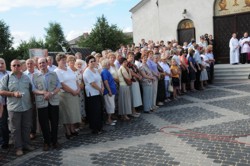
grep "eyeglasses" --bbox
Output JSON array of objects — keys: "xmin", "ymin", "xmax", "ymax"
[
  {"xmin": 39, "ymin": 61, "xmax": 46, "ymax": 64},
  {"xmin": 12, "ymin": 64, "xmax": 21, "ymax": 67}
]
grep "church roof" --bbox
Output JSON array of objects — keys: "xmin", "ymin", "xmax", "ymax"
[{"xmin": 129, "ymin": 0, "xmax": 150, "ymax": 13}]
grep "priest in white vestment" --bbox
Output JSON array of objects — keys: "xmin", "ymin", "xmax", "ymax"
[
  {"xmin": 229, "ymin": 33, "xmax": 240, "ymax": 64},
  {"xmin": 239, "ymin": 32, "xmax": 250, "ymax": 64}
]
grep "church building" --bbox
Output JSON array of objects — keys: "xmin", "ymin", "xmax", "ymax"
[{"xmin": 130, "ymin": 0, "xmax": 250, "ymax": 63}]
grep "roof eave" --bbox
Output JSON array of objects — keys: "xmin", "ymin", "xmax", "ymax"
[{"xmin": 129, "ymin": 0, "xmax": 150, "ymax": 13}]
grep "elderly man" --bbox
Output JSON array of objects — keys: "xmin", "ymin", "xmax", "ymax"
[
  {"xmin": 0, "ymin": 58, "xmax": 10, "ymax": 149},
  {"xmin": 24, "ymin": 59, "xmax": 38, "ymax": 140},
  {"xmin": 46, "ymin": 56, "xmax": 57, "ymax": 71},
  {"xmin": 32, "ymin": 58, "xmax": 61, "ymax": 151},
  {"xmin": 0, "ymin": 59, "xmax": 33, "ymax": 156}
]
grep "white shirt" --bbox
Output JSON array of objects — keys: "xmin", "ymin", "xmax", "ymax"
[
  {"xmin": 159, "ymin": 62, "xmax": 170, "ymax": 81},
  {"xmin": 135, "ymin": 60, "xmax": 142, "ymax": 68},
  {"xmin": 83, "ymin": 68, "xmax": 102, "ymax": 97},
  {"xmin": 200, "ymin": 54, "xmax": 210, "ymax": 67},
  {"xmin": 47, "ymin": 65, "xmax": 57, "ymax": 72},
  {"xmin": 54, "ymin": 68, "xmax": 77, "ymax": 91},
  {"xmin": 240, "ymin": 37, "xmax": 250, "ymax": 53}
]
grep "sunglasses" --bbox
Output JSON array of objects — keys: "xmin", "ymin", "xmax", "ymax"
[
  {"xmin": 90, "ymin": 60, "xmax": 96, "ymax": 63},
  {"xmin": 12, "ymin": 64, "xmax": 21, "ymax": 67}
]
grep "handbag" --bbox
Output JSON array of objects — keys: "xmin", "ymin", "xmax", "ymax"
[
  {"xmin": 120, "ymin": 70, "xmax": 132, "ymax": 86},
  {"xmin": 168, "ymin": 78, "xmax": 173, "ymax": 92}
]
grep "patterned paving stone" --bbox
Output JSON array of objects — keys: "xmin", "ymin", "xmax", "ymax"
[
  {"xmin": 62, "ymin": 117, "xmax": 158, "ymax": 149},
  {"xmin": 18, "ymin": 151, "xmax": 63, "ymax": 166},
  {"xmin": 90, "ymin": 143, "xmax": 180, "ymax": 166},
  {"xmin": 186, "ymin": 89, "xmax": 238, "ymax": 100},
  {"xmin": 162, "ymin": 98, "xmax": 194, "ymax": 107},
  {"xmin": 174, "ymin": 119, "xmax": 250, "ymax": 165},
  {"xmin": 208, "ymin": 96, "xmax": 250, "ymax": 115},
  {"xmin": 223, "ymin": 84, "xmax": 250, "ymax": 93},
  {"xmin": 156, "ymin": 106, "xmax": 223, "ymax": 124},
  {"xmin": 13, "ymin": 118, "xmax": 158, "ymax": 165}
]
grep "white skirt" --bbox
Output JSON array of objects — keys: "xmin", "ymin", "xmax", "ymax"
[
  {"xmin": 130, "ymin": 81, "xmax": 142, "ymax": 107},
  {"xmin": 104, "ymin": 94, "xmax": 115, "ymax": 114}
]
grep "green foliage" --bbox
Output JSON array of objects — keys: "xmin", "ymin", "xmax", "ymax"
[
  {"xmin": 77, "ymin": 15, "xmax": 133, "ymax": 52},
  {"xmin": 0, "ymin": 20, "xmax": 13, "ymax": 54},
  {"xmin": 0, "ymin": 49, "xmax": 22, "ymax": 70},
  {"xmin": 17, "ymin": 37, "xmax": 45, "ymax": 60},
  {"xmin": 44, "ymin": 22, "xmax": 67, "ymax": 52}
]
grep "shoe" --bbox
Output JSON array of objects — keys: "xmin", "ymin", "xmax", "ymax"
[
  {"xmin": 157, "ymin": 102, "xmax": 164, "ymax": 106},
  {"xmin": 65, "ymin": 133, "xmax": 72, "ymax": 139},
  {"xmin": 52, "ymin": 142, "xmax": 61, "ymax": 149},
  {"xmin": 52, "ymin": 143, "xmax": 61, "ymax": 149},
  {"xmin": 16, "ymin": 149, "xmax": 24, "ymax": 156},
  {"xmin": 150, "ymin": 109, "xmax": 157, "ymax": 112},
  {"xmin": 106, "ymin": 121, "xmax": 116, "ymax": 126},
  {"xmin": 43, "ymin": 144, "xmax": 50, "ymax": 151},
  {"xmin": 23, "ymin": 145, "xmax": 35, "ymax": 151},
  {"xmin": 153, "ymin": 106, "xmax": 159, "ymax": 109},
  {"xmin": 112, "ymin": 120, "xmax": 117, "ymax": 123},
  {"xmin": 30, "ymin": 133, "xmax": 36, "ymax": 140},
  {"xmin": 131, "ymin": 113, "xmax": 140, "ymax": 118},
  {"xmin": 71, "ymin": 131, "xmax": 79, "ymax": 136},
  {"xmin": 1, "ymin": 144, "xmax": 9, "ymax": 149}
]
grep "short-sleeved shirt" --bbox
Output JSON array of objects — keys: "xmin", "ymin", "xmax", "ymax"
[
  {"xmin": 0, "ymin": 72, "xmax": 32, "ymax": 112},
  {"xmin": 159, "ymin": 62, "xmax": 170, "ymax": 81},
  {"xmin": 171, "ymin": 65, "xmax": 179, "ymax": 78},
  {"xmin": 118, "ymin": 66, "xmax": 131, "ymax": 86},
  {"xmin": 101, "ymin": 68, "xmax": 117, "ymax": 95},
  {"xmin": 147, "ymin": 59, "xmax": 159, "ymax": 75},
  {"xmin": 109, "ymin": 65, "xmax": 118, "ymax": 80},
  {"xmin": 0, "ymin": 71, "xmax": 10, "ymax": 105},
  {"xmin": 83, "ymin": 68, "xmax": 102, "ymax": 97},
  {"xmin": 23, "ymin": 69, "xmax": 39, "ymax": 80},
  {"xmin": 54, "ymin": 68, "xmax": 77, "ymax": 91}
]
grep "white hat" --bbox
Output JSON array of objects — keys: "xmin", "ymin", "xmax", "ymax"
[{"xmin": 91, "ymin": 51, "xmax": 96, "ymax": 56}]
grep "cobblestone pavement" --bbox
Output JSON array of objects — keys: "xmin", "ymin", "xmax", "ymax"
[{"xmin": 2, "ymin": 82, "xmax": 250, "ymax": 166}]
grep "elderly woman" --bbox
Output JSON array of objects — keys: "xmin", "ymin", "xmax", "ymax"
[
  {"xmin": 159, "ymin": 53, "xmax": 172, "ymax": 102},
  {"xmin": 127, "ymin": 52, "xmax": 142, "ymax": 116},
  {"xmin": 75, "ymin": 59, "xmax": 86, "ymax": 121},
  {"xmin": 139, "ymin": 53, "xmax": 155, "ymax": 113},
  {"xmin": 118, "ymin": 57, "xmax": 132, "ymax": 120},
  {"xmin": 54, "ymin": 54, "xmax": 81, "ymax": 139},
  {"xmin": 153, "ymin": 54, "xmax": 166, "ymax": 106},
  {"xmin": 83, "ymin": 55, "xmax": 104, "ymax": 134},
  {"xmin": 100, "ymin": 59, "xmax": 117, "ymax": 125}
]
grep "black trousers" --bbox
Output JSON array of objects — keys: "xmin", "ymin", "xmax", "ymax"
[
  {"xmin": 241, "ymin": 53, "xmax": 248, "ymax": 64},
  {"xmin": 38, "ymin": 104, "xmax": 59, "ymax": 145},
  {"xmin": 195, "ymin": 64, "xmax": 201, "ymax": 89},
  {"xmin": 0, "ymin": 105, "xmax": 9, "ymax": 145},
  {"xmin": 86, "ymin": 95, "xmax": 103, "ymax": 132},
  {"xmin": 30, "ymin": 103, "xmax": 37, "ymax": 134},
  {"xmin": 157, "ymin": 79, "xmax": 166, "ymax": 102}
]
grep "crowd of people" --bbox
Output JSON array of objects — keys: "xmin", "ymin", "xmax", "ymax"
[{"xmin": 0, "ymin": 36, "xmax": 216, "ymax": 156}]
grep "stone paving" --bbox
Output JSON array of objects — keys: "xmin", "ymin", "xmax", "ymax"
[{"xmin": 2, "ymin": 82, "xmax": 250, "ymax": 166}]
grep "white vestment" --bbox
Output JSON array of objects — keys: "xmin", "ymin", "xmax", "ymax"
[{"xmin": 229, "ymin": 37, "xmax": 239, "ymax": 64}]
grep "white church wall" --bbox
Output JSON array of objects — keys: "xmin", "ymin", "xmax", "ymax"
[{"xmin": 131, "ymin": 0, "xmax": 215, "ymax": 45}]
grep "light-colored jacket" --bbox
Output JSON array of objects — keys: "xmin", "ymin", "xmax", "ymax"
[{"xmin": 32, "ymin": 71, "xmax": 61, "ymax": 108}]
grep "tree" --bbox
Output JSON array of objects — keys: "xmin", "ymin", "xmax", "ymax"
[
  {"xmin": 17, "ymin": 37, "xmax": 45, "ymax": 60},
  {"xmin": 77, "ymin": 15, "xmax": 132, "ymax": 52},
  {"xmin": 44, "ymin": 22, "xmax": 67, "ymax": 52},
  {"xmin": 0, "ymin": 20, "xmax": 13, "ymax": 55}
]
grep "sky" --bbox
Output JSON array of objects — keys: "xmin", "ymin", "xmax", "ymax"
[{"xmin": 0, "ymin": 0, "xmax": 141, "ymax": 48}]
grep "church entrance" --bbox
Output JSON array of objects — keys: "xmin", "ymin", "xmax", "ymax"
[
  {"xmin": 177, "ymin": 19, "xmax": 195, "ymax": 46},
  {"xmin": 214, "ymin": 0, "xmax": 250, "ymax": 64}
]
